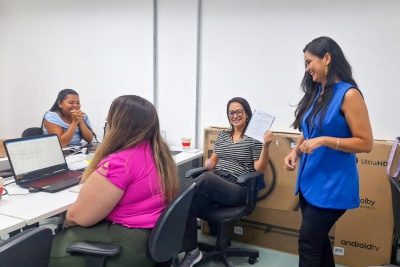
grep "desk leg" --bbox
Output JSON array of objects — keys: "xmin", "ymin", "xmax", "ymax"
[
  {"xmin": 56, "ymin": 211, "xmax": 66, "ymax": 233},
  {"xmin": 8, "ymin": 222, "xmax": 40, "ymax": 237}
]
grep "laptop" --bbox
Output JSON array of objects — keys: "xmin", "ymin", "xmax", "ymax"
[{"xmin": 3, "ymin": 134, "xmax": 82, "ymax": 193}]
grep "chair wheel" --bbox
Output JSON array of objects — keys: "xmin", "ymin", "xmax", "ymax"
[{"xmin": 248, "ymin": 257, "xmax": 257, "ymax": 264}]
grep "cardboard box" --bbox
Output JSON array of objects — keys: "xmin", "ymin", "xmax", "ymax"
[
  {"xmin": 0, "ymin": 140, "xmax": 6, "ymax": 158},
  {"xmin": 202, "ymin": 127, "xmax": 304, "ymax": 254},
  {"xmin": 203, "ymin": 127, "xmax": 301, "ymax": 211},
  {"xmin": 203, "ymin": 127, "xmax": 228, "ymax": 163},
  {"xmin": 333, "ymin": 140, "xmax": 395, "ymax": 267},
  {"xmin": 202, "ymin": 127, "xmax": 396, "ymax": 266}
]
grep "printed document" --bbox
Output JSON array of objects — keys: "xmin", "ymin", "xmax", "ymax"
[{"xmin": 244, "ymin": 109, "xmax": 275, "ymax": 143}]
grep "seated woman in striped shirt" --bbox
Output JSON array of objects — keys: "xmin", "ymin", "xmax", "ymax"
[{"xmin": 179, "ymin": 97, "xmax": 273, "ymax": 267}]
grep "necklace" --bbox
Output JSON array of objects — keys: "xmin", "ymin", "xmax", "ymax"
[{"xmin": 59, "ymin": 112, "xmax": 72, "ymax": 124}]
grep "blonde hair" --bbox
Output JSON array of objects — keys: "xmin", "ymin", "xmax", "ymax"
[{"xmin": 81, "ymin": 95, "xmax": 179, "ymax": 203}]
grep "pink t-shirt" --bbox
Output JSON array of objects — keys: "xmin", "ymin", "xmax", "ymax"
[{"xmin": 95, "ymin": 141, "xmax": 165, "ymax": 228}]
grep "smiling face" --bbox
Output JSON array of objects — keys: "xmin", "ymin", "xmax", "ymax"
[
  {"xmin": 58, "ymin": 94, "xmax": 80, "ymax": 116},
  {"xmin": 304, "ymin": 51, "xmax": 330, "ymax": 87},
  {"xmin": 228, "ymin": 102, "xmax": 248, "ymax": 131}
]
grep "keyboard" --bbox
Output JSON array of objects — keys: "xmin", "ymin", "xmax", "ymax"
[{"xmin": 26, "ymin": 171, "xmax": 82, "ymax": 188}]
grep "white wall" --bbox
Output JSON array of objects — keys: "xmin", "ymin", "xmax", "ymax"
[
  {"xmin": 0, "ymin": 0, "xmax": 7, "ymax": 130},
  {"xmin": 157, "ymin": 0, "xmax": 198, "ymax": 146},
  {"xmin": 2, "ymin": 0, "xmax": 153, "ymax": 140},
  {"xmin": 199, "ymin": 0, "xmax": 400, "ymax": 142},
  {"xmin": 1, "ymin": 0, "xmax": 400, "ymax": 146}
]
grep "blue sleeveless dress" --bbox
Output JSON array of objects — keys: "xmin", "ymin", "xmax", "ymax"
[{"xmin": 295, "ymin": 81, "xmax": 360, "ymax": 209}]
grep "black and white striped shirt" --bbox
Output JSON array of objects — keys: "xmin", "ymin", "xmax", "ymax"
[{"xmin": 214, "ymin": 130, "xmax": 263, "ymax": 178}]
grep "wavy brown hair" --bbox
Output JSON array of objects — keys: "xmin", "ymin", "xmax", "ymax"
[{"xmin": 81, "ymin": 95, "xmax": 179, "ymax": 203}]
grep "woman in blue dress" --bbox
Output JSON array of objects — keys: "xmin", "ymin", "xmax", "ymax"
[{"xmin": 284, "ymin": 37, "xmax": 373, "ymax": 267}]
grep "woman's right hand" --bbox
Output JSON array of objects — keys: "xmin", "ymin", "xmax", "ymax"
[
  {"xmin": 71, "ymin": 109, "xmax": 85, "ymax": 124},
  {"xmin": 284, "ymin": 151, "xmax": 298, "ymax": 171}
]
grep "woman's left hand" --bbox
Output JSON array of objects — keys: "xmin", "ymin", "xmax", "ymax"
[
  {"xmin": 299, "ymin": 137, "xmax": 323, "ymax": 154},
  {"xmin": 263, "ymin": 131, "xmax": 274, "ymax": 146}
]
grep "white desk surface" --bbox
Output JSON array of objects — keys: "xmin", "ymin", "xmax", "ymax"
[
  {"xmin": 64, "ymin": 149, "xmax": 202, "ymax": 167},
  {"xmin": 0, "ymin": 183, "xmax": 80, "ymax": 226},
  {"xmin": 174, "ymin": 150, "xmax": 203, "ymax": 166},
  {"xmin": 0, "ymin": 214, "xmax": 26, "ymax": 236}
]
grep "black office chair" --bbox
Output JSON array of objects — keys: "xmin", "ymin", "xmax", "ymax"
[
  {"xmin": 385, "ymin": 175, "xmax": 400, "ymax": 266},
  {"xmin": 21, "ymin": 127, "xmax": 43, "ymax": 138},
  {"xmin": 0, "ymin": 227, "xmax": 53, "ymax": 267},
  {"xmin": 185, "ymin": 167, "xmax": 260, "ymax": 267},
  {"xmin": 385, "ymin": 137, "xmax": 400, "ymax": 266},
  {"xmin": 66, "ymin": 182, "xmax": 197, "ymax": 267}
]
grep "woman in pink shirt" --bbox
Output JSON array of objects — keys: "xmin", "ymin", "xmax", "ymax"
[{"xmin": 50, "ymin": 95, "xmax": 179, "ymax": 267}]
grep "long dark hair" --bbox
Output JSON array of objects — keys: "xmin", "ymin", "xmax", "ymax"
[
  {"xmin": 292, "ymin": 37, "xmax": 358, "ymax": 131},
  {"xmin": 226, "ymin": 97, "xmax": 252, "ymax": 139},
  {"xmin": 82, "ymin": 95, "xmax": 179, "ymax": 203},
  {"xmin": 49, "ymin": 89, "xmax": 79, "ymax": 114},
  {"xmin": 48, "ymin": 88, "xmax": 97, "ymax": 142}
]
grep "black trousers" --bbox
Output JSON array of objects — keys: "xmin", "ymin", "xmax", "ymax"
[
  {"xmin": 298, "ymin": 193, "xmax": 346, "ymax": 267},
  {"xmin": 181, "ymin": 171, "xmax": 246, "ymax": 252}
]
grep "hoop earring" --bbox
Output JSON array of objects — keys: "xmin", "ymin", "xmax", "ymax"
[{"xmin": 324, "ymin": 64, "xmax": 329, "ymax": 76}]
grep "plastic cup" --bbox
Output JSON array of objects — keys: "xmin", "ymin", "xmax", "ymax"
[
  {"xmin": 0, "ymin": 177, "xmax": 4, "ymax": 200},
  {"xmin": 181, "ymin": 137, "xmax": 191, "ymax": 150}
]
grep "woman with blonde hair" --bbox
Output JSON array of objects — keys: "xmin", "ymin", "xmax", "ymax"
[{"xmin": 50, "ymin": 95, "xmax": 179, "ymax": 267}]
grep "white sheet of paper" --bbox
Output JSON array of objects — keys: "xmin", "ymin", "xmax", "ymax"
[
  {"xmin": 244, "ymin": 109, "xmax": 275, "ymax": 143},
  {"xmin": 69, "ymin": 184, "xmax": 83, "ymax": 193}
]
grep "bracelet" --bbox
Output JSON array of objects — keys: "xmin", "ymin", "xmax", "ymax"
[{"xmin": 335, "ymin": 138, "xmax": 340, "ymax": 150}]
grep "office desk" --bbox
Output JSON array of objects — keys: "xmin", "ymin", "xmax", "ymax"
[
  {"xmin": 0, "ymin": 215, "xmax": 26, "ymax": 236},
  {"xmin": 0, "ymin": 184, "xmax": 80, "ymax": 226},
  {"xmin": 0, "ymin": 150, "xmax": 203, "ymax": 229},
  {"xmin": 174, "ymin": 150, "xmax": 203, "ymax": 166}
]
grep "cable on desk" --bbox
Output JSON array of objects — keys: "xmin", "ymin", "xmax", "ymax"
[{"xmin": 3, "ymin": 181, "xmax": 31, "ymax": 196}]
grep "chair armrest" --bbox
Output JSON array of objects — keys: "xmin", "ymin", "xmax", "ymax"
[
  {"xmin": 237, "ymin": 171, "xmax": 262, "ymax": 210},
  {"xmin": 67, "ymin": 241, "xmax": 121, "ymax": 257},
  {"xmin": 236, "ymin": 171, "xmax": 261, "ymax": 184},
  {"xmin": 185, "ymin": 167, "xmax": 207, "ymax": 178}
]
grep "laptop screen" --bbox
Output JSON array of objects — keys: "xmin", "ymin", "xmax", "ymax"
[{"xmin": 4, "ymin": 134, "xmax": 67, "ymax": 184}]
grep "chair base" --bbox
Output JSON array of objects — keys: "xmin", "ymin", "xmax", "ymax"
[{"xmin": 196, "ymin": 242, "xmax": 259, "ymax": 267}]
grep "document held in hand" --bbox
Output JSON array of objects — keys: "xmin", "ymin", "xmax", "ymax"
[{"xmin": 244, "ymin": 109, "xmax": 275, "ymax": 143}]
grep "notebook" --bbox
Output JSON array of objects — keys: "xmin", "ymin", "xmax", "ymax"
[{"xmin": 3, "ymin": 134, "xmax": 82, "ymax": 193}]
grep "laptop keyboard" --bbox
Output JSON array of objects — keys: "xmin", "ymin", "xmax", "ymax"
[{"xmin": 27, "ymin": 171, "xmax": 82, "ymax": 188}]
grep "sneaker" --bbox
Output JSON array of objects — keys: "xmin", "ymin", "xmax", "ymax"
[{"xmin": 179, "ymin": 248, "xmax": 202, "ymax": 267}]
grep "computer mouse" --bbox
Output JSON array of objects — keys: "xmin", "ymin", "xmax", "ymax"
[{"xmin": 28, "ymin": 187, "xmax": 41, "ymax": 193}]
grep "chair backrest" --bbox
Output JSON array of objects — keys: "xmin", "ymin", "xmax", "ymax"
[
  {"xmin": 148, "ymin": 182, "xmax": 196, "ymax": 263},
  {"xmin": 389, "ymin": 176, "xmax": 400, "ymax": 230},
  {"xmin": 21, "ymin": 127, "xmax": 43, "ymax": 138},
  {"xmin": 0, "ymin": 227, "xmax": 53, "ymax": 267}
]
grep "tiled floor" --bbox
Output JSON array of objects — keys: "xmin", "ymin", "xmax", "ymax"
[
  {"xmin": 2, "ymin": 219, "xmax": 349, "ymax": 267},
  {"xmin": 195, "ymin": 233, "xmax": 348, "ymax": 267}
]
